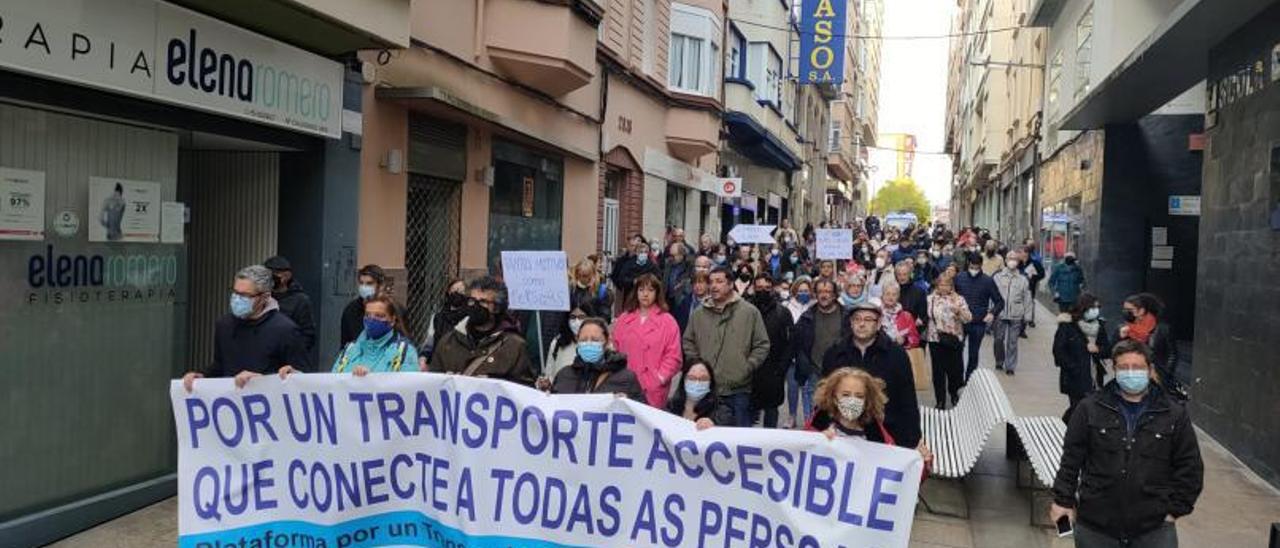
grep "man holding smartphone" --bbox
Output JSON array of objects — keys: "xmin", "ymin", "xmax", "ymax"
[{"xmin": 1050, "ymin": 340, "xmax": 1204, "ymax": 547}]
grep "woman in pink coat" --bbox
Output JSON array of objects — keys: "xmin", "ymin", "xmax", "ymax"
[{"xmin": 612, "ymin": 273, "xmax": 684, "ymax": 407}]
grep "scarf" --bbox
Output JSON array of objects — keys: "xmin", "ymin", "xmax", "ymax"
[
  {"xmin": 880, "ymin": 303, "xmax": 903, "ymax": 335},
  {"xmin": 1127, "ymin": 314, "xmax": 1157, "ymax": 344}
]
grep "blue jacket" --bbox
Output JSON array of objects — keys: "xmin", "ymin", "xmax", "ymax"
[
  {"xmin": 954, "ymin": 270, "xmax": 1004, "ymax": 323},
  {"xmin": 333, "ymin": 330, "xmax": 420, "ymax": 373},
  {"xmin": 673, "ymin": 292, "xmax": 701, "ymax": 333},
  {"xmin": 1048, "ymin": 262, "xmax": 1085, "ymax": 304}
]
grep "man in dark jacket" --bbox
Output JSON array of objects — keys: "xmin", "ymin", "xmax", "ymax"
[
  {"xmin": 954, "ymin": 251, "xmax": 1004, "ymax": 382},
  {"xmin": 748, "ymin": 274, "xmax": 793, "ymax": 428},
  {"xmin": 791, "ymin": 278, "xmax": 845, "ymax": 410},
  {"xmin": 431, "ymin": 276, "xmax": 535, "ymax": 386},
  {"xmin": 182, "ymin": 265, "xmax": 310, "ymax": 391},
  {"xmin": 817, "ymin": 303, "xmax": 922, "ymax": 448},
  {"xmin": 894, "ymin": 263, "xmax": 928, "ymax": 333},
  {"xmin": 610, "ymin": 235, "xmax": 660, "ymax": 303},
  {"xmin": 264, "ymin": 256, "xmax": 316, "ymax": 355},
  {"xmin": 1051, "ymin": 340, "xmax": 1203, "ymax": 546}
]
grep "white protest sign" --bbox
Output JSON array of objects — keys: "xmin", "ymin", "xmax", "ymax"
[
  {"xmin": 501, "ymin": 250, "xmax": 570, "ymax": 311},
  {"xmin": 728, "ymin": 224, "xmax": 777, "ymax": 244},
  {"xmin": 816, "ymin": 228, "xmax": 854, "ymax": 259},
  {"xmin": 171, "ymin": 374, "xmax": 924, "ymax": 548}
]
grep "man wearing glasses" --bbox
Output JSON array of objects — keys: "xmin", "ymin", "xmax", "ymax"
[
  {"xmin": 430, "ymin": 276, "xmax": 536, "ymax": 387},
  {"xmin": 182, "ymin": 265, "xmax": 310, "ymax": 392},
  {"xmin": 816, "ymin": 302, "xmax": 924, "ymax": 452}
]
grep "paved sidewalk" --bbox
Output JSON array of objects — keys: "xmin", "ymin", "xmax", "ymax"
[
  {"xmin": 47, "ymin": 303, "xmax": 1280, "ymax": 547},
  {"xmin": 907, "ymin": 302, "xmax": 1280, "ymax": 548}
]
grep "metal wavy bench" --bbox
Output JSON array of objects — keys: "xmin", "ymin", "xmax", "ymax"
[
  {"xmin": 1007, "ymin": 415, "xmax": 1068, "ymax": 525},
  {"xmin": 919, "ymin": 369, "xmax": 1015, "ymax": 479}
]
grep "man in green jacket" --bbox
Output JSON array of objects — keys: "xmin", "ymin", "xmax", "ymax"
[{"xmin": 683, "ymin": 266, "xmax": 771, "ymax": 427}]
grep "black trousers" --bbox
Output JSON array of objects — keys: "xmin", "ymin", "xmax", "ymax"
[{"xmin": 930, "ymin": 341, "xmax": 964, "ymax": 407}]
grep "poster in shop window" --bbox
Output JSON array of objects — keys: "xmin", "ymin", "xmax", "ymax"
[
  {"xmin": 0, "ymin": 167, "xmax": 46, "ymax": 241},
  {"xmin": 88, "ymin": 177, "xmax": 161, "ymax": 243}
]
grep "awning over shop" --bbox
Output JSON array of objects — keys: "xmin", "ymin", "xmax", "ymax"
[
  {"xmin": 1057, "ymin": 0, "xmax": 1274, "ymax": 130},
  {"xmin": 722, "ymin": 111, "xmax": 803, "ymax": 172}
]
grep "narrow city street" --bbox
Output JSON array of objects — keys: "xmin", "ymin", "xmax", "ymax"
[
  {"xmin": 46, "ymin": 306, "xmax": 1280, "ymax": 548},
  {"xmin": 5, "ymin": 0, "xmax": 1280, "ymax": 546}
]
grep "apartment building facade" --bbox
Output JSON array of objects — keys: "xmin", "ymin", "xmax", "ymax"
[
  {"xmin": 827, "ymin": 0, "xmax": 884, "ymax": 223},
  {"xmin": 1032, "ymin": 0, "xmax": 1280, "ymax": 488}
]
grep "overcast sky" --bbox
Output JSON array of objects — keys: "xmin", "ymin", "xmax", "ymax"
[{"xmin": 868, "ymin": 0, "xmax": 956, "ymax": 207}]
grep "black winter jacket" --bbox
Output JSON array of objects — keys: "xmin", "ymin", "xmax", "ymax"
[
  {"xmin": 274, "ymin": 280, "xmax": 316, "ymax": 352},
  {"xmin": 666, "ymin": 386, "xmax": 734, "ymax": 426},
  {"xmin": 551, "ymin": 351, "xmax": 645, "ymax": 403},
  {"xmin": 1053, "ymin": 384, "xmax": 1203, "ymax": 541},
  {"xmin": 816, "ymin": 332, "xmax": 921, "ymax": 448},
  {"xmin": 610, "ymin": 254, "xmax": 660, "ymax": 301},
  {"xmin": 1053, "ymin": 316, "xmax": 1111, "ymax": 397},
  {"xmin": 898, "ymin": 281, "xmax": 929, "ymax": 332},
  {"xmin": 750, "ymin": 294, "xmax": 794, "ymax": 409},
  {"xmin": 209, "ymin": 309, "xmax": 310, "ymax": 376}
]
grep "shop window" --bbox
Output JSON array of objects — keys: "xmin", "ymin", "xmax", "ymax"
[
  {"xmin": 666, "ymin": 185, "xmax": 688, "ymax": 231},
  {"xmin": 488, "ymin": 140, "xmax": 563, "ymax": 270}
]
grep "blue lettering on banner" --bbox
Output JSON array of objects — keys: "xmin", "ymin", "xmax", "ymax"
[
  {"xmin": 172, "ymin": 378, "xmax": 923, "ymax": 547},
  {"xmin": 799, "ymin": 0, "xmax": 847, "ymax": 84}
]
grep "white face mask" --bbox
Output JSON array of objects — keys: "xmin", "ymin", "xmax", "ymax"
[
  {"xmin": 1006, "ymin": 260, "xmax": 1019, "ymax": 270},
  {"xmin": 875, "ymin": 258, "xmax": 887, "ymax": 269},
  {"xmin": 837, "ymin": 396, "xmax": 866, "ymax": 422},
  {"xmin": 568, "ymin": 318, "xmax": 583, "ymax": 336}
]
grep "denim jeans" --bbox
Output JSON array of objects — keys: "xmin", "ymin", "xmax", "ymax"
[
  {"xmin": 722, "ymin": 392, "xmax": 754, "ymax": 427},
  {"xmin": 1074, "ymin": 521, "xmax": 1177, "ymax": 548},
  {"xmin": 786, "ymin": 362, "xmax": 815, "ymax": 425},
  {"xmin": 963, "ymin": 322, "xmax": 987, "ymax": 380}
]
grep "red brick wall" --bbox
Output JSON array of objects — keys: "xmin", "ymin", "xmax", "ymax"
[{"xmin": 600, "ymin": 147, "xmax": 644, "ymax": 254}]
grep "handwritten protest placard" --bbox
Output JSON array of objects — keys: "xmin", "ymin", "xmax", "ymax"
[
  {"xmin": 171, "ymin": 374, "xmax": 923, "ymax": 548},
  {"xmin": 727, "ymin": 224, "xmax": 777, "ymax": 245},
  {"xmin": 501, "ymin": 250, "xmax": 570, "ymax": 311},
  {"xmin": 816, "ymin": 228, "xmax": 854, "ymax": 259}
]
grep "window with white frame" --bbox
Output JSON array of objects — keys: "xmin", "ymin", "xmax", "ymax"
[
  {"xmin": 668, "ymin": 3, "xmax": 720, "ymax": 96},
  {"xmin": 1048, "ymin": 50, "xmax": 1063, "ymax": 108},
  {"xmin": 767, "ymin": 46, "xmax": 782, "ymax": 106},
  {"xmin": 1074, "ymin": 3, "xmax": 1093, "ymax": 100}
]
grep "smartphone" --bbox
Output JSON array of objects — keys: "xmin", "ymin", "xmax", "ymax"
[{"xmin": 1056, "ymin": 515, "xmax": 1074, "ymax": 537}]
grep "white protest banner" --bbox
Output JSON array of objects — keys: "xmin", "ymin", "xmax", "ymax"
[
  {"xmin": 171, "ymin": 374, "xmax": 923, "ymax": 548},
  {"xmin": 501, "ymin": 250, "xmax": 570, "ymax": 311},
  {"xmin": 816, "ymin": 228, "xmax": 854, "ymax": 260},
  {"xmin": 728, "ymin": 224, "xmax": 777, "ymax": 245}
]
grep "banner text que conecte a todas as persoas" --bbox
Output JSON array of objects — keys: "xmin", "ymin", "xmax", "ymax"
[{"xmin": 171, "ymin": 373, "xmax": 923, "ymax": 548}]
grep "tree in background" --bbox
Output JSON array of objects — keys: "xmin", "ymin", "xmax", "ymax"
[{"xmin": 870, "ymin": 178, "xmax": 931, "ymax": 224}]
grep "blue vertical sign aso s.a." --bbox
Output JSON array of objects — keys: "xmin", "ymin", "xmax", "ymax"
[{"xmin": 799, "ymin": 0, "xmax": 847, "ymax": 84}]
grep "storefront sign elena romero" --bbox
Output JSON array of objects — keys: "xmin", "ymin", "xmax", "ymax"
[{"xmin": 0, "ymin": 0, "xmax": 343, "ymax": 139}]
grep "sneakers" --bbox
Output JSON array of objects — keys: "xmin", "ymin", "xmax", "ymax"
[
  {"xmin": 995, "ymin": 364, "xmax": 1004, "ymax": 371},
  {"xmin": 1005, "ymin": 369, "xmax": 1015, "ymax": 376}
]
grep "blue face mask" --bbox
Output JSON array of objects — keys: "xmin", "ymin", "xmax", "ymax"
[
  {"xmin": 1116, "ymin": 370, "xmax": 1150, "ymax": 394},
  {"xmin": 577, "ymin": 341, "xmax": 606, "ymax": 364},
  {"xmin": 363, "ymin": 317, "xmax": 393, "ymax": 339},
  {"xmin": 230, "ymin": 293, "xmax": 255, "ymax": 319},
  {"xmin": 357, "ymin": 284, "xmax": 377, "ymax": 299},
  {"xmin": 796, "ymin": 293, "xmax": 812, "ymax": 305},
  {"xmin": 685, "ymin": 380, "xmax": 711, "ymax": 400}
]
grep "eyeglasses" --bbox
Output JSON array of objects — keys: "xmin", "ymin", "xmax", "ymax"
[
  {"xmin": 852, "ymin": 315, "xmax": 880, "ymax": 324},
  {"xmin": 468, "ymin": 297, "xmax": 497, "ymax": 309},
  {"xmin": 229, "ymin": 287, "xmax": 265, "ymax": 298}
]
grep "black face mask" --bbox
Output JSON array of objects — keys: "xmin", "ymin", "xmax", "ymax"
[
  {"xmin": 1122, "ymin": 311, "xmax": 1137, "ymax": 323},
  {"xmin": 466, "ymin": 305, "xmax": 495, "ymax": 336},
  {"xmin": 750, "ymin": 291, "xmax": 775, "ymax": 310},
  {"xmin": 738, "ymin": 271, "xmax": 752, "ymax": 282},
  {"xmin": 1065, "ymin": 256, "xmax": 1077, "ymax": 265},
  {"xmin": 273, "ymin": 275, "xmax": 287, "ymax": 291}
]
